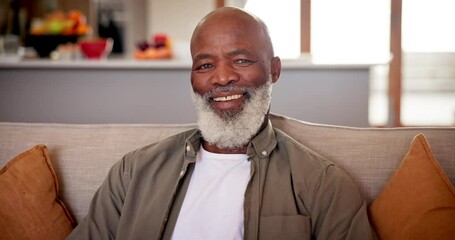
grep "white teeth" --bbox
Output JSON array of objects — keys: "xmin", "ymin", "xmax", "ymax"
[{"xmin": 213, "ymin": 94, "xmax": 243, "ymax": 102}]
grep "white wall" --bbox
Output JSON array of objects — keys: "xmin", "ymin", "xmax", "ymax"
[
  {"xmin": 122, "ymin": 0, "xmax": 214, "ymax": 57},
  {"xmin": 125, "ymin": 0, "xmax": 148, "ymax": 55},
  {"xmin": 147, "ymin": 0, "xmax": 214, "ymax": 50}
]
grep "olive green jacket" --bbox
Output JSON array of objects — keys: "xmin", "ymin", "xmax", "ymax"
[{"xmin": 67, "ymin": 121, "xmax": 374, "ymax": 240}]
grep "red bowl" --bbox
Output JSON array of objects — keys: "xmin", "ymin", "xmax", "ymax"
[{"xmin": 79, "ymin": 38, "xmax": 113, "ymax": 59}]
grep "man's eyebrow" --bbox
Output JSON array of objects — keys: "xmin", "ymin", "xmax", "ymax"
[
  {"xmin": 193, "ymin": 53, "xmax": 213, "ymax": 62},
  {"xmin": 229, "ymin": 49, "xmax": 252, "ymax": 56},
  {"xmin": 192, "ymin": 50, "xmax": 253, "ymax": 62}
]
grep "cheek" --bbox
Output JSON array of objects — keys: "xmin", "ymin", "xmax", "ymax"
[
  {"xmin": 239, "ymin": 67, "xmax": 270, "ymax": 87},
  {"xmin": 191, "ymin": 73, "xmax": 209, "ymax": 95}
]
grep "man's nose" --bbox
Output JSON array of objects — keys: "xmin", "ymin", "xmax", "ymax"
[{"xmin": 212, "ymin": 62, "xmax": 239, "ymax": 86}]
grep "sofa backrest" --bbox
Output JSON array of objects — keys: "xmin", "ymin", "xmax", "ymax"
[
  {"xmin": 0, "ymin": 122, "xmax": 195, "ymax": 223},
  {"xmin": 1, "ymin": 113, "xmax": 454, "ymax": 224},
  {"xmin": 270, "ymin": 114, "xmax": 455, "ymax": 204}
]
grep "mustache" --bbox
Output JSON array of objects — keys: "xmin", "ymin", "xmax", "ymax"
[{"xmin": 200, "ymin": 85, "xmax": 255, "ymax": 101}]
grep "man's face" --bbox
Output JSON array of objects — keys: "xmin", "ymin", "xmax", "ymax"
[
  {"xmin": 191, "ymin": 80, "xmax": 272, "ymax": 150},
  {"xmin": 190, "ymin": 17, "xmax": 276, "ymax": 118}
]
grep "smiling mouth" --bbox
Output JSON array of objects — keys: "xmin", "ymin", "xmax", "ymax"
[{"xmin": 212, "ymin": 94, "xmax": 244, "ymax": 102}]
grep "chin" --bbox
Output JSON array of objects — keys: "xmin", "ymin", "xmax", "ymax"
[
  {"xmin": 191, "ymin": 80, "xmax": 273, "ymax": 149},
  {"xmin": 214, "ymin": 107, "xmax": 244, "ymax": 120}
]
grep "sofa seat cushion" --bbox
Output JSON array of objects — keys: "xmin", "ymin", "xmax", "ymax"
[{"xmin": 0, "ymin": 145, "xmax": 75, "ymax": 240}]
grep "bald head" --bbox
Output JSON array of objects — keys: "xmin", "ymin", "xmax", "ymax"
[{"xmin": 190, "ymin": 7, "xmax": 274, "ymax": 58}]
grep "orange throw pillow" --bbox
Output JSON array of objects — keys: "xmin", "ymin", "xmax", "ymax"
[
  {"xmin": 369, "ymin": 134, "xmax": 455, "ymax": 240},
  {"xmin": 0, "ymin": 145, "xmax": 75, "ymax": 240}
]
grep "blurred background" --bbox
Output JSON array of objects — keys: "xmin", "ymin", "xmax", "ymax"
[{"xmin": 1, "ymin": 0, "xmax": 454, "ymax": 127}]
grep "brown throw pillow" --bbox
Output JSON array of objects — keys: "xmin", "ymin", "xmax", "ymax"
[
  {"xmin": 0, "ymin": 144, "xmax": 75, "ymax": 240},
  {"xmin": 369, "ymin": 134, "xmax": 455, "ymax": 240}
]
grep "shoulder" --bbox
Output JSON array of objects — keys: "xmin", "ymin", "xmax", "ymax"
[
  {"xmin": 122, "ymin": 128, "xmax": 199, "ymax": 169},
  {"xmin": 272, "ymin": 127, "xmax": 362, "ymax": 202},
  {"xmin": 107, "ymin": 128, "xmax": 199, "ymax": 190},
  {"xmin": 273, "ymin": 127, "xmax": 334, "ymax": 170},
  {"xmin": 127, "ymin": 128, "xmax": 197, "ymax": 156},
  {"xmin": 272, "ymin": 127, "xmax": 351, "ymax": 194}
]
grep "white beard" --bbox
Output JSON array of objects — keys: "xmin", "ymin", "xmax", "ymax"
[{"xmin": 191, "ymin": 80, "xmax": 273, "ymax": 150}]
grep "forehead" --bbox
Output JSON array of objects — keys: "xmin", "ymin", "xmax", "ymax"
[{"xmin": 191, "ymin": 14, "xmax": 267, "ymax": 55}]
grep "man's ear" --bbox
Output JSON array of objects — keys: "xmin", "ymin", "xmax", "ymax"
[{"xmin": 271, "ymin": 57, "xmax": 281, "ymax": 83}]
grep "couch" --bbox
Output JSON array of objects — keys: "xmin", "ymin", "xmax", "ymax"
[{"xmin": 1, "ymin": 113, "xmax": 454, "ymax": 239}]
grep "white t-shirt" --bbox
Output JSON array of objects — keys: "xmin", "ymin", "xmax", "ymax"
[{"xmin": 172, "ymin": 146, "xmax": 251, "ymax": 240}]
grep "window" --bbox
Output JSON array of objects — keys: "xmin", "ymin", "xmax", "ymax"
[
  {"xmin": 244, "ymin": 0, "xmax": 455, "ymax": 126},
  {"xmin": 403, "ymin": 0, "xmax": 455, "ymax": 52},
  {"xmin": 311, "ymin": 0, "xmax": 390, "ymax": 63},
  {"xmin": 243, "ymin": 0, "xmax": 301, "ymax": 59},
  {"xmin": 401, "ymin": 0, "xmax": 455, "ymax": 126},
  {"xmin": 244, "ymin": 0, "xmax": 390, "ymax": 62}
]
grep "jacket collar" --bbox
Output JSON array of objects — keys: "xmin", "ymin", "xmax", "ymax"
[
  {"xmin": 184, "ymin": 130, "xmax": 202, "ymax": 160},
  {"xmin": 184, "ymin": 120, "xmax": 277, "ymax": 160},
  {"xmin": 247, "ymin": 120, "xmax": 277, "ymax": 160}
]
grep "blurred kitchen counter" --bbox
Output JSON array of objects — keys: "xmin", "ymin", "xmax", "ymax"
[
  {"xmin": 0, "ymin": 58, "xmax": 192, "ymax": 69},
  {"xmin": 0, "ymin": 57, "xmax": 378, "ymax": 70},
  {"xmin": 0, "ymin": 57, "xmax": 383, "ymax": 126}
]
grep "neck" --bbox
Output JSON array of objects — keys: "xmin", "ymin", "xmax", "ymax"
[{"xmin": 202, "ymin": 141, "xmax": 248, "ymax": 154}]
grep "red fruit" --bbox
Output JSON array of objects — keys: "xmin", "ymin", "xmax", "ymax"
[{"xmin": 153, "ymin": 34, "xmax": 168, "ymax": 46}]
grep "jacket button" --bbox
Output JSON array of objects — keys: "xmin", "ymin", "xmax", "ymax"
[
  {"xmin": 179, "ymin": 170, "xmax": 185, "ymax": 177},
  {"xmin": 186, "ymin": 145, "xmax": 191, "ymax": 152},
  {"xmin": 261, "ymin": 151, "xmax": 267, "ymax": 156}
]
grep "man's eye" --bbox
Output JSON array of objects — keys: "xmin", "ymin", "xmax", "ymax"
[
  {"xmin": 196, "ymin": 63, "xmax": 213, "ymax": 70},
  {"xmin": 235, "ymin": 59, "xmax": 254, "ymax": 65}
]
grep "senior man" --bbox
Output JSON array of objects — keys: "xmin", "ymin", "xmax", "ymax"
[{"xmin": 67, "ymin": 7, "xmax": 374, "ymax": 240}]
